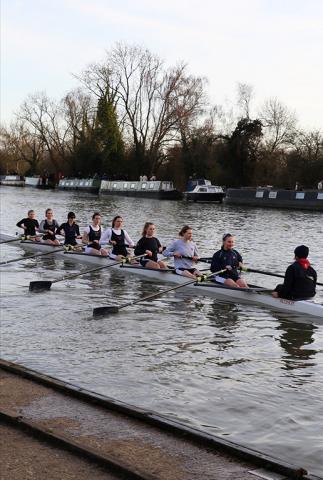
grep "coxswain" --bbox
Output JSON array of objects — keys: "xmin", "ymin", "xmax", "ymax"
[
  {"xmin": 57, "ymin": 212, "xmax": 82, "ymax": 248},
  {"xmin": 82, "ymin": 212, "xmax": 109, "ymax": 256},
  {"xmin": 272, "ymin": 245, "xmax": 317, "ymax": 300},
  {"xmin": 134, "ymin": 222, "xmax": 167, "ymax": 269},
  {"xmin": 100, "ymin": 216, "xmax": 134, "ymax": 261},
  {"xmin": 16, "ymin": 210, "xmax": 40, "ymax": 241},
  {"xmin": 163, "ymin": 225, "xmax": 202, "ymax": 279},
  {"xmin": 39, "ymin": 208, "xmax": 60, "ymax": 245},
  {"xmin": 210, "ymin": 234, "xmax": 248, "ymax": 288}
]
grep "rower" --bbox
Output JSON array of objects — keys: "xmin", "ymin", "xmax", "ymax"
[
  {"xmin": 134, "ymin": 222, "xmax": 167, "ymax": 269},
  {"xmin": 82, "ymin": 212, "xmax": 109, "ymax": 256},
  {"xmin": 57, "ymin": 212, "xmax": 82, "ymax": 248},
  {"xmin": 16, "ymin": 210, "xmax": 40, "ymax": 241},
  {"xmin": 210, "ymin": 234, "xmax": 248, "ymax": 288},
  {"xmin": 39, "ymin": 208, "xmax": 60, "ymax": 245},
  {"xmin": 272, "ymin": 245, "xmax": 317, "ymax": 300},
  {"xmin": 100, "ymin": 216, "xmax": 134, "ymax": 261},
  {"xmin": 163, "ymin": 225, "xmax": 202, "ymax": 279}
]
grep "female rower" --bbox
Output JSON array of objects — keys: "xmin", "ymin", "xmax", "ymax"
[
  {"xmin": 163, "ymin": 225, "xmax": 202, "ymax": 279},
  {"xmin": 57, "ymin": 212, "xmax": 82, "ymax": 248},
  {"xmin": 210, "ymin": 234, "xmax": 248, "ymax": 288},
  {"xmin": 100, "ymin": 216, "xmax": 135, "ymax": 261},
  {"xmin": 82, "ymin": 212, "xmax": 109, "ymax": 256},
  {"xmin": 272, "ymin": 245, "xmax": 317, "ymax": 300},
  {"xmin": 134, "ymin": 222, "xmax": 167, "ymax": 269},
  {"xmin": 16, "ymin": 210, "xmax": 40, "ymax": 241},
  {"xmin": 39, "ymin": 208, "xmax": 60, "ymax": 245}
]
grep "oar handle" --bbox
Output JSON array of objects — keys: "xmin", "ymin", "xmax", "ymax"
[{"xmin": 117, "ymin": 269, "xmax": 226, "ymax": 310}]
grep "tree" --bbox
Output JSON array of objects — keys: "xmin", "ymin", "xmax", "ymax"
[
  {"xmin": 217, "ymin": 118, "xmax": 263, "ymax": 186},
  {"xmin": 259, "ymin": 97, "xmax": 297, "ymax": 152},
  {"xmin": 77, "ymin": 43, "xmax": 206, "ymax": 176}
]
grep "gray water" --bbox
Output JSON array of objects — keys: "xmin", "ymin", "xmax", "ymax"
[{"xmin": 0, "ymin": 185, "xmax": 323, "ymax": 476}]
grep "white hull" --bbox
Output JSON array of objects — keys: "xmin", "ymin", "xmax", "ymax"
[{"xmin": 1, "ymin": 233, "xmax": 323, "ymax": 319}]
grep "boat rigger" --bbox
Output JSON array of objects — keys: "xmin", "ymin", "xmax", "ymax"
[{"xmin": 1, "ymin": 233, "xmax": 323, "ymax": 319}]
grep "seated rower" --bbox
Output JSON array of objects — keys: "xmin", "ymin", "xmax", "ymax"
[
  {"xmin": 100, "ymin": 215, "xmax": 134, "ymax": 261},
  {"xmin": 272, "ymin": 245, "xmax": 317, "ymax": 300},
  {"xmin": 134, "ymin": 222, "xmax": 167, "ymax": 269},
  {"xmin": 163, "ymin": 225, "xmax": 202, "ymax": 279},
  {"xmin": 82, "ymin": 212, "xmax": 109, "ymax": 256},
  {"xmin": 210, "ymin": 234, "xmax": 248, "ymax": 288},
  {"xmin": 16, "ymin": 210, "xmax": 40, "ymax": 241},
  {"xmin": 39, "ymin": 208, "xmax": 60, "ymax": 245},
  {"xmin": 57, "ymin": 212, "xmax": 82, "ymax": 248}
]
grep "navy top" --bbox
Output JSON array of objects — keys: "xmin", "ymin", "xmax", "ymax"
[
  {"xmin": 58, "ymin": 222, "xmax": 80, "ymax": 246},
  {"xmin": 210, "ymin": 248, "xmax": 242, "ymax": 280}
]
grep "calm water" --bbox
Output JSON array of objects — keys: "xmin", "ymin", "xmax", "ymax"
[{"xmin": 0, "ymin": 186, "xmax": 323, "ymax": 476}]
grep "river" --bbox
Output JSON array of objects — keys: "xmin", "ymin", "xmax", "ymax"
[{"xmin": 0, "ymin": 185, "xmax": 322, "ymax": 476}]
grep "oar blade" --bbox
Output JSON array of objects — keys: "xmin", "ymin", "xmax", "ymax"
[
  {"xmin": 29, "ymin": 281, "xmax": 53, "ymax": 292},
  {"xmin": 93, "ymin": 306, "xmax": 119, "ymax": 317}
]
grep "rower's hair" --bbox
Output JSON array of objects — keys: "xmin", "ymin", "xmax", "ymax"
[
  {"xmin": 92, "ymin": 212, "xmax": 101, "ymax": 219},
  {"xmin": 112, "ymin": 215, "xmax": 123, "ymax": 228},
  {"xmin": 179, "ymin": 225, "xmax": 192, "ymax": 236},
  {"xmin": 45, "ymin": 208, "xmax": 53, "ymax": 215},
  {"xmin": 142, "ymin": 222, "xmax": 155, "ymax": 236},
  {"xmin": 28, "ymin": 210, "xmax": 35, "ymax": 215}
]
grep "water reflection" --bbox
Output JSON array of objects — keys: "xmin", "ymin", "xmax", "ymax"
[{"xmin": 276, "ymin": 319, "xmax": 317, "ymax": 371}]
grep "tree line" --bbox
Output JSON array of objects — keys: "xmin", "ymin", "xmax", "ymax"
[{"xmin": 1, "ymin": 43, "xmax": 322, "ymax": 189}]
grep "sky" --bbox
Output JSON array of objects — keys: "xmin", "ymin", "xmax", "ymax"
[{"xmin": 1, "ymin": 0, "xmax": 323, "ymax": 130}]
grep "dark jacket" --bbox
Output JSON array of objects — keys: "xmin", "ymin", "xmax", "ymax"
[{"xmin": 275, "ymin": 261, "xmax": 317, "ymax": 300}]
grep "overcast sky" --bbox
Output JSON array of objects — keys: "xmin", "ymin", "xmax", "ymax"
[{"xmin": 1, "ymin": 0, "xmax": 323, "ymax": 130}]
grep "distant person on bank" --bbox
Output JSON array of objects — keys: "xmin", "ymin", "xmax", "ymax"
[
  {"xmin": 272, "ymin": 245, "xmax": 317, "ymax": 300},
  {"xmin": 318, "ymin": 180, "xmax": 323, "ymax": 190}
]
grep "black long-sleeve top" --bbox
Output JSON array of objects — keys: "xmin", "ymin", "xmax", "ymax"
[
  {"xmin": 134, "ymin": 237, "xmax": 162, "ymax": 262},
  {"xmin": 16, "ymin": 218, "xmax": 39, "ymax": 236}
]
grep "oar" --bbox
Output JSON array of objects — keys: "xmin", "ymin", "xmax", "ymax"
[
  {"xmin": 0, "ymin": 235, "xmax": 41, "ymax": 244},
  {"xmin": 29, "ymin": 253, "xmax": 148, "ymax": 292},
  {"xmin": 0, "ymin": 247, "xmax": 65, "ymax": 266},
  {"xmin": 93, "ymin": 268, "xmax": 227, "ymax": 317},
  {"xmin": 243, "ymin": 267, "xmax": 323, "ymax": 287}
]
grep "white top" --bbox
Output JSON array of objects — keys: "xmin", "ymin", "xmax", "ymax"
[{"xmin": 100, "ymin": 228, "xmax": 134, "ymax": 246}]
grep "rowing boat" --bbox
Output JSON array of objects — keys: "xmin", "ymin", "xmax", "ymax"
[{"xmin": 1, "ymin": 233, "xmax": 323, "ymax": 319}]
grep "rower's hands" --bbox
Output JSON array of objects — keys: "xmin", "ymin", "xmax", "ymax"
[
  {"xmin": 111, "ymin": 240, "xmax": 117, "ymax": 245},
  {"xmin": 225, "ymin": 265, "xmax": 232, "ymax": 271},
  {"xmin": 93, "ymin": 240, "xmax": 100, "ymax": 244},
  {"xmin": 192, "ymin": 255, "xmax": 199, "ymax": 263},
  {"xmin": 145, "ymin": 250, "xmax": 153, "ymax": 257},
  {"xmin": 174, "ymin": 252, "xmax": 182, "ymax": 258}
]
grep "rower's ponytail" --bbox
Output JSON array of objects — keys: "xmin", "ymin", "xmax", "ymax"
[
  {"xmin": 179, "ymin": 225, "xmax": 192, "ymax": 237},
  {"xmin": 142, "ymin": 222, "xmax": 154, "ymax": 236}
]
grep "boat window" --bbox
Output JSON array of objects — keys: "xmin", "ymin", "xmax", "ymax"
[
  {"xmin": 198, "ymin": 187, "xmax": 207, "ymax": 192},
  {"xmin": 295, "ymin": 192, "xmax": 305, "ymax": 200},
  {"xmin": 123, "ymin": 183, "xmax": 128, "ymax": 188},
  {"xmin": 269, "ymin": 191, "xmax": 277, "ymax": 199},
  {"xmin": 318, "ymin": 193, "xmax": 323, "ymax": 200},
  {"xmin": 256, "ymin": 191, "xmax": 264, "ymax": 198},
  {"xmin": 130, "ymin": 183, "xmax": 135, "ymax": 189},
  {"xmin": 149, "ymin": 183, "xmax": 154, "ymax": 189},
  {"xmin": 80, "ymin": 181, "xmax": 84, "ymax": 186},
  {"xmin": 113, "ymin": 183, "xmax": 117, "ymax": 189},
  {"xmin": 142, "ymin": 183, "xmax": 147, "ymax": 189}
]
